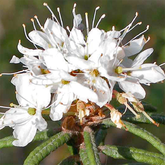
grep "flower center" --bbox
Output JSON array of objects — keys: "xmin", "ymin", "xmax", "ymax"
[
  {"xmin": 84, "ymin": 54, "xmax": 89, "ymax": 60},
  {"xmin": 40, "ymin": 68, "xmax": 50, "ymax": 74},
  {"xmin": 90, "ymin": 69, "xmax": 100, "ymax": 77},
  {"xmin": 115, "ymin": 66, "xmax": 123, "ymax": 74},
  {"xmin": 61, "ymin": 79, "xmax": 70, "ymax": 85},
  {"xmin": 28, "ymin": 108, "xmax": 36, "ymax": 115}
]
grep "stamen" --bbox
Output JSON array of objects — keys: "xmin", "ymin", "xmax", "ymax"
[
  {"xmin": 0, "ymin": 69, "xmax": 28, "ymax": 76},
  {"xmin": 128, "ymin": 25, "xmax": 149, "ymax": 44},
  {"xmin": 142, "ymin": 111, "xmax": 159, "ymax": 126},
  {"xmin": 146, "ymin": 36, "xmax": 150, "ymax": 43},
  {"xmin": 31, "ymin": 18, "xmax": 37, "ymax": 30},
  {"xmin": 34, "ymin": 15, "xmax": 44, "ymax": 30},
  {"xmin": 112, "ymin": 26, "xmax": 115, "ymax": 31},
  {"xmin": 46, "ymin": 29, "xmax": 60, "ymax": 50},
  {"xmin": 0, "ymin": 106, "xmax": 11, "ymax": 109},
  {"xmin": 128, "ymin": 22, "xmax": 142, "ymax": 32},
  {"xmin": 129, "ymin": 12, "xmax": 138, "ymax": 27},
  {"xmin": 43, "ymin": 2, "xmax": 59, "ymax": 24},
  {"xmin": 159, "ymin": 62, "xmax": 165, "ymax": 67},
  {"xmin": 22, "ymin": 24, "xmax": 37, "ymax": 46},
  {"xmin": 85, "ymin": 12, "xmax": 89, "ymax": 35},
  {"xmin": 57, "ymin": 7, "xmax": 64, "ymax": 27},
  {"xmin": 125, "ymin": 103, "xmax": 140, "ymax": 117},
  {"xmin": 30, "ymin": 19, "xmax": 39, "ymax": 49},
  {"xmin": 92, "ymin": 6, "xmax": 100, "ymax": 28},
  {"xmin": 95, "ymin": 14, "xmax": 106, "ymax": 28},
  {"xmin": 120, "ymin": 12, "xmax": 139, "ymax": 33},
  {"xmin": 72, "ymin": 3, "xmax": 77, "ymax": 16}
]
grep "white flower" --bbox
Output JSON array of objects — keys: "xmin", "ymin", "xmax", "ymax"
[
  {"xmin": 117, "ymin": 48, "xmax": 165, "ymax": 99},
  {"xmin": 0, "ymin": 107, "xmax": 47, "ymax": 147},
  {"xmin": 0, "ymin": 72, "xmax": 51, "ymax": 146}
]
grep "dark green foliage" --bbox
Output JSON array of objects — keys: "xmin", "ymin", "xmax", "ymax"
[
  {"xmin": 23, "ymin": 132, "xmax": 72, "ymax": 165},
  {"xmin": 102, "ymin": 119, "xmax": 165, "ymax": 155},
  {"xmin": 83, "ymin": 126, "xmax": 101, "ymax": 165},
  {"xmin": 100, "ymin": 145, "xmax": 165, "ymax": 165}
]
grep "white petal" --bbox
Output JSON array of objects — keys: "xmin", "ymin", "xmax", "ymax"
[
  {"xmin": 131, "ymin": 63, "xmax": 165, "ymax": 84},
  {"xmin": 70, "ymin": 81, "xmax": 98, "ymax": 103},
  {"xmin": 50, "ymin": 85, "xmax": 75, "ymax": 121},
  {"xmin": 119, "ymin": 78, "xmax": 146, "ymax": 99},
  {"xmin": 11, "ymin": 73, "xmax": 51, "ymax": 108},
  {"xmin": 0, "ymin": 108, "xmax": 30, "ymax": 128},
  {"xmin": 44, "ymin": 18, "xmax": 68, "ymax": 45},
  {"xmin": 70, "ymin": 28, "xmax": 85, "ymax": 46},
  {"xmin": 29, "ymin": 30, "xmax": 50, "ymax": 49},
  {"xmin": 12, "ymin": 120, "xmax": 37, "ymax": 147},
  {"xmin": 10, "ymin": 56, "xmax": 20, "ymax": 64},
  {"xmin": 131, "ymin": 48, "xmax": 153, "ymax": 67},
  {"xmin": 123, "ymin": 35, "xmax": 147, "ymax": 57},
  {"xmin": 18, "ymin": 41, "xmax": 43, "ymax": 56},
  {"xmin": 41, "ymin": 48, "xmax": 69, "ymax": 71},
  {"xmin": 66, "ymin": 56, "xmax": 94, "ymax": 70},
  {"xmin": 87, "ymin": 28, "xmax": 103, "ymax": 55},
  {"xmin": 93, "ymin": 77, "xmax": 112, "ymax": 107}
]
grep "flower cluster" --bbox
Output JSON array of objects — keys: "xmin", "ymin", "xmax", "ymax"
[{"xmin": 0, "ymin": 3, "xmax": 165, "ymax": 147}]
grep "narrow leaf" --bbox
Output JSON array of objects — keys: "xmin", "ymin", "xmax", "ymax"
[
  {"xmin": 79, "ymin": 148, "xmax": 90, "ymax": 165},
  {"xmin": 102, "ymin": 119, "xmax": 165, "ymax": 155},
  {"xmin": 0, "ymin": 128, "xmax": 59, "ymax": 149},
  {"xmin": 99, "ymin": 145, "xmax": 165, "ymax": 165},
  {"xmin": 24, "ymin": 131, "xmax": 72, "ymax": 165},
  {"xmin": 83, "ymin": 126, "xmax": 101, "ymax": 165},
  {"xmin": 122, "ymin": 113, "xmax": 165, "ymax": 125},
  {"xmin": 95, "ymin": 128, "xmax": 107, "ymax": 146}
]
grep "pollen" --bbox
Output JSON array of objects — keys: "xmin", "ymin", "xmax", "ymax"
[{"xmin": 61, "ymin": 79, "xmax": 70, "ymax": 85}]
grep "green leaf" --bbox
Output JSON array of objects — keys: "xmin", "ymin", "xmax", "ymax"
[
  {"xmin": 24, "ymin": 131, "xmax": 72, "ymax": 165},
  {"xmin": 0, "ymin": 129, "xmax": 59, "ymax": 149},
  {"xmin": 122, "ymin": 113, "xmax": 165, "ymax": 125},
  {"xmin": 79, "ymin": 148, "xmax": 90, "ymax": 165},
  {"xmin": 0, "ymin": 135, "xmax": 14, "ymax": 149},
  {"xmin": 102, "ymin": 119, "xmax": 165, "ymax": 155},
  {"xmin": 58, "ymin": 155, "xmax": 79, "ymax": 165},
  {"xmin": 83, "ymin": 126, "xmax": 101, "ymax": 165},
  {"xmin": 95, "ymin": 128, "xmax": 107, "ymax": 146},
  {"xmin": 99, "ymin": 145, "xmax": 165, "ymax": 165}
]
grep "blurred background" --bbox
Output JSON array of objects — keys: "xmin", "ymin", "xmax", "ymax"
[{"xmin": 0, "ymin": 0, "xmax": 165, "ymax": 164}]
